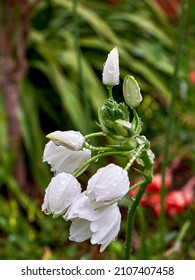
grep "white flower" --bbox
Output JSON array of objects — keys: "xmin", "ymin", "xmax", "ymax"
[
  {"xmin": 46, "ymin": 130, "xmax": 85, "ymax": 151},
  {"xmin": 42, "ymin": 172, "xmax": 81, "ymax": 217},
  {"xmin": 43, "ymin": 141, "xmax": 91, "ymax": 176},
  {"xmin": 87, "ymin": 163, "xmax": 130, "ymax": 208},
  {"xmin": 64, "ymin": 192, "xmax": 121, "ymax": 252},
  {"xmin": 102, "ymin": 47, "xmax": 120, "ymax": 86}
]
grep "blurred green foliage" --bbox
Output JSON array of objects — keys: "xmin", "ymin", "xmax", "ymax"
[{"xmin": 0, "ymin": 0, "xmax": 195, "ymax": 259}]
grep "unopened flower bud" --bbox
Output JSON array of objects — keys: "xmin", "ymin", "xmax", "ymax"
[
  {"xmin": 102, "ymin": 47, "xmax": 120, "ymax": 86},
  {"xmin": 98, "ymin": 98, "xmax": 130, "ymax": 140},
  {"xmin": 123, "ymin": 75, "xmax": 142, "ymax": 108},
  {"xmin": 114, "ymin": 119, "xmax": 134, "ymax": 138},
  {"xmin": 46, "ymin": 130, "xmax": 85, "ymax": 151}
]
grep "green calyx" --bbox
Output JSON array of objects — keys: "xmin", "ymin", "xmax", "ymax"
[{"xmin": 98, "ymin": 98, "xmax": 130, "ymax": 140}]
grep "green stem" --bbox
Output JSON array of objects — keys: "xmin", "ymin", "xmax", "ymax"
[
  {"xmin": 84, "ymin": 143, "xmax": 114, "ymax": 152},
  {"xmin": 125, "ymin": 180, "xmax": 148, "ymax": 259},
  {"xmin": 85, "ymin": 132, "xmax": 105, "ymax": 141},
  {"xmin": 160, "ymin": 0, "xmax": 188, "ymax": 250},
  {"xmin": 128, "ymin": 179, "xmax": 146, "ymax": 192},
  {"xmin": 107, "ymin": 86, "xmax": 113, "ymax": 98},
  {"xmin": 72, "ymin": 150, "xmax": 130, "ymax": 177},
  {"xmin": 124, "ymin": 143, "xmax": 148, "ymax": 259},
  {"xmin": 138, "ymin": 207, "xmax": 148, "ymax": 260}
]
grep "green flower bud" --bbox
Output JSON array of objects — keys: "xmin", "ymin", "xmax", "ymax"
[
  {"xmin": 114, "ymin": 120, "xmax": 134, "ymax": 138},
  {"xmin": 123, "ymin": 75, "xmax": 142, "ymax": 108},
  {"xmin": 98, "ymin": 98, "xmax": 130, "ymax": 139},
  {"xmin": 122, "ymin": 138, "xmax": 137, "ymax": 150}
]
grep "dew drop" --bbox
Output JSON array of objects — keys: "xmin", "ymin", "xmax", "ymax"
[{"xmin": 108, "ymin": 67, "xmax": 114, "ymax": 74}]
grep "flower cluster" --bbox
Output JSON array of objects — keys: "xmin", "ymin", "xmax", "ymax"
[
  {"xmin": 42, "ymin": 131, "xmax": 130, "ymax": 251},
  {"xmin": 130, "ymin": 171, "xmax": 195, "ymax": 217},
  {"xmin": 42, "ymin": 47, "xmax": 154, "ymax": 253}
]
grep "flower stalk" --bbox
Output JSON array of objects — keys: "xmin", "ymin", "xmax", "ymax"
[{"xmin": 125, "ymin": 180, "xmax": 148, "ymax": 260}]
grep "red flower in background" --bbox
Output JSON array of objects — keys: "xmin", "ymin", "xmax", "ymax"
[
  {"xmin": 189, "ymin": 71, "xmax": 195, "ymax": 84},
  {"xmin": 154, "ymin": 0, "xmax": 180, "ymax": 17},
  {"xmin": 146, "ymin": 171, "xmax": 172, "ymax": 192},
  {"xmin": 146, "ymin": 193, "xmax": 161, "ymax": 216},
  {"xmin": 181, "ymin": 177, "xmax": 195, "ymax": 206},
  {"xmin": 129, "ymin": 171, "xmax": 195, "ymax": 217},
  {"xmin": 165, "ymin": 191, "xmax": 186, "ymax": 216}
]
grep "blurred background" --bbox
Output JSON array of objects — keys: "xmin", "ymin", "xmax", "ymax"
[{"xmin": 0, "ymin": 0, "xmax": 195, "ymax": 260}]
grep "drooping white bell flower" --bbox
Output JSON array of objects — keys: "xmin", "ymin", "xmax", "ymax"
[
  {"xmin": 46, "ymin": 130, "xmax": 85, "ymax": 151},
  {"xmin": 41, "ymin": 172, "xmax": 81, "ymax": 218},
  {"xmin": 102, "ymin": 47, "xmax": 120, "ymax": 86},
  {"xmin": 43, "ymin": 141, "xmax": 91, "ymax": 176},
  {"xmin": 87, "ymin": 163, "xmax": 130, "ymax": 208},
  {"xmin": 64, "ymin": 192, "xmax": 121, "ymax": 252}
]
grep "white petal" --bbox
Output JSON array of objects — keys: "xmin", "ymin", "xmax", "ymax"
[
  {"xmin": 46, "ymin": 130, "xmax": 85, "ymax": 151},
  {"xmin": 87, "ymin": 163, "xmax": 130, "ymax": 207},
  {"xmin": 69, "ymin": 219, "xmax": 92, "ymax": 242},
  {"xmin": 43, "ymin": 141, "xmax": 91, "ymax": 176},
  {"xmin": 102, "ymin": 47, "xmax": 120, "ymax": 86},
  {"xmin": 64, "ymin": 192, "xmax": 95, "ymax": 221},
  {"xmin": 41, "ymin": 173, "xmax": 81, "ymax": 217},
  {"xmin": 90, "ymin": 203, "xmax": 121, "ymax": 252}
]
